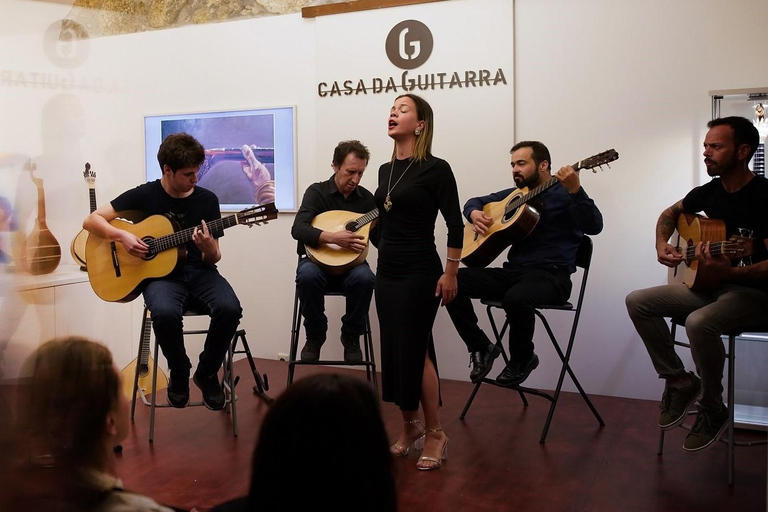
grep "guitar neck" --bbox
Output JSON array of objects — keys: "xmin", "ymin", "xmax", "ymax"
[
  {"xmin": 351, "ymin": 209, "xmax": 379, "ymax": 231},
  {"xmin": 679, "ymin": 240, "xmax": 735, "ymax": 260},
  {"xmin": 150, "ymin": 214, "xmax": 240, "ymax": 255},
  {"xmin": 506, "ymin": 159, "xmax": 589, "ymax": 212},
  {"xmin": 89, "ymin": 188, "xmax": 97, "ymax": 214}
]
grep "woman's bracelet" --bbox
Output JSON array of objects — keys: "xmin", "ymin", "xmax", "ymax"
[{"xmin": 446, "ymin": 257, "xmax": 461, "ymax": 263}]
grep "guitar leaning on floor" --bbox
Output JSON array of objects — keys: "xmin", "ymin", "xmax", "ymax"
[
  {"xmin": 460, "ymin": 149, "xmax": 619, "ymax": 268},
  {"xmin": 121, "ymin": 307, "xmax": 167, "ymax": 399},
  {"xmin": 668, "ymin": 213, "xmax": 755, "ymax": 292},
  {"xmin": 70, "ymin": 163, "xmax": 96, "ymax": 270},
  {"xmin": 304, "ymin": 208, "xmax": 378, "ymax": 275},
  {"xmin": 86, "ymin": 202, "xmax": 278, "ymax": 303}
]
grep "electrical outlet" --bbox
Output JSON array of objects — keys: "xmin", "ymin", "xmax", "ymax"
[{"xmin": 277, "ymin": 352, "xmax": 288, "ymax": 361}]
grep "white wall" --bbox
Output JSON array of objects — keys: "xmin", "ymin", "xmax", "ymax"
[{"xmin": 2, "ymin": 0, "xmax": 767, "ymax": 404}]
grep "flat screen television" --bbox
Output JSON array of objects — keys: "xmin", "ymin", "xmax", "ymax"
[{"xmin": 144, "ymin": 106, "xmax": 296, "ymax": 211}]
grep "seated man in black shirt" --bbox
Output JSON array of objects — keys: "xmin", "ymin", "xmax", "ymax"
[
  {"xmin": 626, "ymin": 117, "xmax": 768, "ymax": 451},
  {"xmin": 83, "ymin": 132, "xmax": 242, "ymax": 411},
  {"xmin": 290, "ymin": 140, "xmax": 376, "ymax": 362},
  {"xmin": 446, "ymin": 141, "xmax": 603, "ymax": 387}
]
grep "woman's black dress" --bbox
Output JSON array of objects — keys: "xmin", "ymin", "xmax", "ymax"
[{"xmin": 374, "ymin": 155, "xmax": 463, "ymax": 411}]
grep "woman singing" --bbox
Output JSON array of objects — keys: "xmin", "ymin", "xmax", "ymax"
[{"xmin": 375, "ymin": 94, "xmax": 463, "ymax": 470}]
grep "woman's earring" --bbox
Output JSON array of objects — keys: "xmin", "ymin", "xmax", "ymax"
[{"xmin": 415, "ymin": 129, "xmax": 421, "ymax": 136}]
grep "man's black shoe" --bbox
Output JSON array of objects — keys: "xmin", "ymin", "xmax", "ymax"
[
  {"xmin": 193, "ymin": 371, "xmax": 226, "ymax": 411},
  {"xmin": 495, "ymin": 353, "xmax": 539, "ymax": 388},
  {"xmin": 340, "ymin": 333, "xmax": 363, "ymax": 363},
  {"xmin": 300, "ymin": 336, "xmax": 325, "ymax": 362},
  {"xmin": 167, "ymin": 370, "xmax": 190, "ymax": 408},
  {"xmin": 469, "ymin": 344, "xmax": 502, "ymax": 383}
]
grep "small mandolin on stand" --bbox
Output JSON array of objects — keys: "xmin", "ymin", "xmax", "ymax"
[{"xmin": 20, "ymin": 161, "xmax": 61, "ymax": 275}]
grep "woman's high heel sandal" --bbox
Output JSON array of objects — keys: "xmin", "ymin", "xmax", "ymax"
[
  {"xmin": 390, "ymin": 419, "xmax": 425, "ymax": 457},
  {"xmin": 416, "ymin": 428, "xmax": 448, "ymax": 470}
]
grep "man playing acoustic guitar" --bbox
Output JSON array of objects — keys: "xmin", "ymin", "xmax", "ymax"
[
  {"xmin": 626, "ymin": 117, "xmax": 768, "ymax": 451},
  {"xmin": 446, "ymin": 141, "xmax": 603, "ymax": 387},
  {"xmin": 290, "ymin": 140, "xmax": 376, "ymax": 363},
  {"xmin": 83, "ymin": 132, "xmax": 242, "ymax": 411}
]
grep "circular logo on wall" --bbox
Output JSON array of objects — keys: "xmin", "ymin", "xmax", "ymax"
[
  {"xmin": 43, "ymin": 19, "xmax": 90, "ymax": 69},
  {"xmin": 385, "ymin": 20, "xmax": 433, "ymax": 70}
]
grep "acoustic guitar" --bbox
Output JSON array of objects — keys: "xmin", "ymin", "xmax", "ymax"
[
  {"xmin": 20, "ymin": 162, "xmax": 62, "ymax": 275},
  {"xmin": 305, "ymin": 208, "xmax": 378, "ymax": 275},
  {"xmin": 86, "ymin": 203, "xmax": 278, "ymax": 303},
  {"xmin": 668, "ymin": 213, "xmax": 755, "ymax": 292},
  {"xmin": 121, "ymin": 307, "xmax": 167, "ymax": 399},
  {"xmin": 460, "ymin": 149, "xmax": 619, "ymax": 268},
  {"xmin": 70, "ymin": 163, "xmax": 96, "ymax": 270}
]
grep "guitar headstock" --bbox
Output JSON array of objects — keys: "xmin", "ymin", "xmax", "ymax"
[
  {"xmin": 574, "ymin": 149, "xmax": 619, "ymax": 173},
  {"xmin": 724, "ymin": 235, "xmax": 755, "ymax": 258},
  {"xmin": 83, "ymin": 162, "xmax": 96, "ymax": 188},
  {"xmin": 237, "ymin": 202, "xmax": 278, "ymax": 227}
]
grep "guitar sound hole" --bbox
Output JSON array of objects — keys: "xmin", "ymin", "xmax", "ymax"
[
  {"xmin": 502, "ymin": 202, "xmax": 519, "ymax": 223},
  {"xmin": 344, "ymin": 221, "xmax": 358, "ymax": 232},
  {"xmin": 142, "ymin": 236, "xmax": 157, "ymax": 260}
]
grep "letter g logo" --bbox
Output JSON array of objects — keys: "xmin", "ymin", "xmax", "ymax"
[{"xmin": 386, "ymin": 20, "xmax": 433, "ymax": 70}]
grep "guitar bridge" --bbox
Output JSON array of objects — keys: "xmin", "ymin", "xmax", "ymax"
[{"xmin": 110, "ymin": 241, "xmax": 122, "ymax": 277}]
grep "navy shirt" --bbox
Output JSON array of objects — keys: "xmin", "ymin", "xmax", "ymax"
[{"xmin": 463, "ymin": 182, "xmax": 603, "ymax": 273}]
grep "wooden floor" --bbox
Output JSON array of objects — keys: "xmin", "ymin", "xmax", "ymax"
[{"xmin": 115, "ymin": 358, "xmax": 766, "ymax": 512}]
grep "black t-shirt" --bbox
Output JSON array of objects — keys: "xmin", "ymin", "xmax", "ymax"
[
  {"xmin": 111, "ymin": 180, "xmax": 222, "ymax": 269},
  {"xmin": 682, "ymin": 175, "xmax": 768, "ymax": 265}
]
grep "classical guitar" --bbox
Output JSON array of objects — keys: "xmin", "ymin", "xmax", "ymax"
[
  {"xmin": 304, "ymin": 208, "xmax": 378, "ymax": 275},
  {"xmin": 121, "ymin": 307, "xmax": 168, "ymax": 399},
  {"xmin": 668, "ymin": 213, "xmax": 755, "ymax": 292},
  {"xmin": 86, "ymin": 203, "xmax": 278, "ymax": 303},
  {"xmin": 461, "ymin": 149, "xmax": 619, "ymax": 268},
  {"xmin": 70, "ymin": 163, "xmax": 96, "ymax": 270},
  {"xmin": 20, "ymin": 162, "xmax": 62, "ymax": 275}
]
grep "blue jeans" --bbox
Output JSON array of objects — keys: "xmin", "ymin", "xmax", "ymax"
[
  {"xmin": 295, "ymin": 258, "xmax": 375, "ymax": 339},
  {"xmin": 143, "ymin": 266, "xmax": 242, "ymax": 376}
]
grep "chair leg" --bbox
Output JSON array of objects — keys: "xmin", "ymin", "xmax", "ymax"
[
  {"xmin": 460, "ymin": 380, "xmax": 484, "ymax": 420},
  {"xmin": 657, "ymin": 429, "xmax": 665, "ymax": 455},
  {"xmin": 235, "ymin": 330, "xmax": 272, "ymax": 403},
  {"xmin": 287, "ymin": 290, "xmax": 301, "ymax": 387},
  {"xmin": 149, "ymin": 339, "xmax": 160, "ymax": 443},
  {"xmin": 364, "ymin": 313, "xmax": 378, "ymax": 394},
  {"xmin": 130, "ymin": 310, "xmax": 148, "ymax": 421},
  {"xmin": 226, "ymin": 335, "xmax": 238, "ymax": 438},
  {"xmin": 727, "ymin": 334, "xmax": 736, "ymax": 486}
]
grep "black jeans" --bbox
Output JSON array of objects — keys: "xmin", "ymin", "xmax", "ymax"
[
  {"xmin": 143, "ymin": 266, "xmax": 242, "ymax": 376},
  {"xmin": 446, "ymin": 265, "xmax": 571, "ymax": 361}
]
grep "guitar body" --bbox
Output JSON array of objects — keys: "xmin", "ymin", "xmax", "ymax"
[
  {"xmin": 305, "ymin": 209, "xmax": 372, "ymax": 275},
  {"xmin": 70, "ymin": 229, "xmax": 88, "ymax": 268},
  {"xmin": 667, "ymin": 213, "xmax": 756, "ymax": 293},
  {"xmin": 86, "ymin": 215, "xmax": 185, "ymax": 303},
  {"xmin": 121, "ymin": 354, "xmax": 168, "ymax": 399},
  {"xmin": 22, "ymin": 221, "xmax": 62, "ymax": 275},
  {"xmin": 460, "ymin": 188, "xmax": 541, "ymax": 268}
]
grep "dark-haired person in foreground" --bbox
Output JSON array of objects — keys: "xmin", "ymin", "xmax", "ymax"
[
  {"xmin": 84, "ymin": 132, "xmax": 242, "ymax": 411},
  {"xmin": 446, "ymin": 141, "xmax": 603, "ymax": 387},
  {"xmin": 626, "ymin": 117, "xmax": 768, "ymax": 451},
  {"xmin": 290, "ymin": 140, "xmax": 376, "ymax": 363},
  {"xmin": 211, "ymin": 373, "xmax": 397, "ymax": 512}
]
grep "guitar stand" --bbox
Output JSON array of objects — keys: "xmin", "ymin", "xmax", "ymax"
[{"xmin": 229, "ymin": 329, "xmax": 273, "ymax": 404}]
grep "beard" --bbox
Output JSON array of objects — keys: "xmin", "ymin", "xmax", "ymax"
[
  {"xmin": 705, "ymin": 154, "xmax": 738, "ymax": 177},
  {"xmin": 514, "ymin": 172, "xmax": 541, "ymax": 189}
]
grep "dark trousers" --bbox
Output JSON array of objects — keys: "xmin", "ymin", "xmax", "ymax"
[
  {"xmin": 446, "ymin": 265, "xmax": 571, "ymax": 361},
  {"xmin": 295, "ymin": 258, "xmax": 375, "ymax": 339},
  {"xmin": 143, "ymin": 266, "xmax": 242, "ymax": 376}
]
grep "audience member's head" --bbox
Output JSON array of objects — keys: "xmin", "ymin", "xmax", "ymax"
[
  {"xmin": 4, "ymin": 337, "xmax": 129, "ymax": 511},
  {"xmin": 248, "ymin": 373, "xmax": 396, "ymax": 512}
]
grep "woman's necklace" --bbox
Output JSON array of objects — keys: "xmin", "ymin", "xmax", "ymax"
[{"xmin": 384, "ymin": 158, "xmax": 414, "ymax": 212}]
